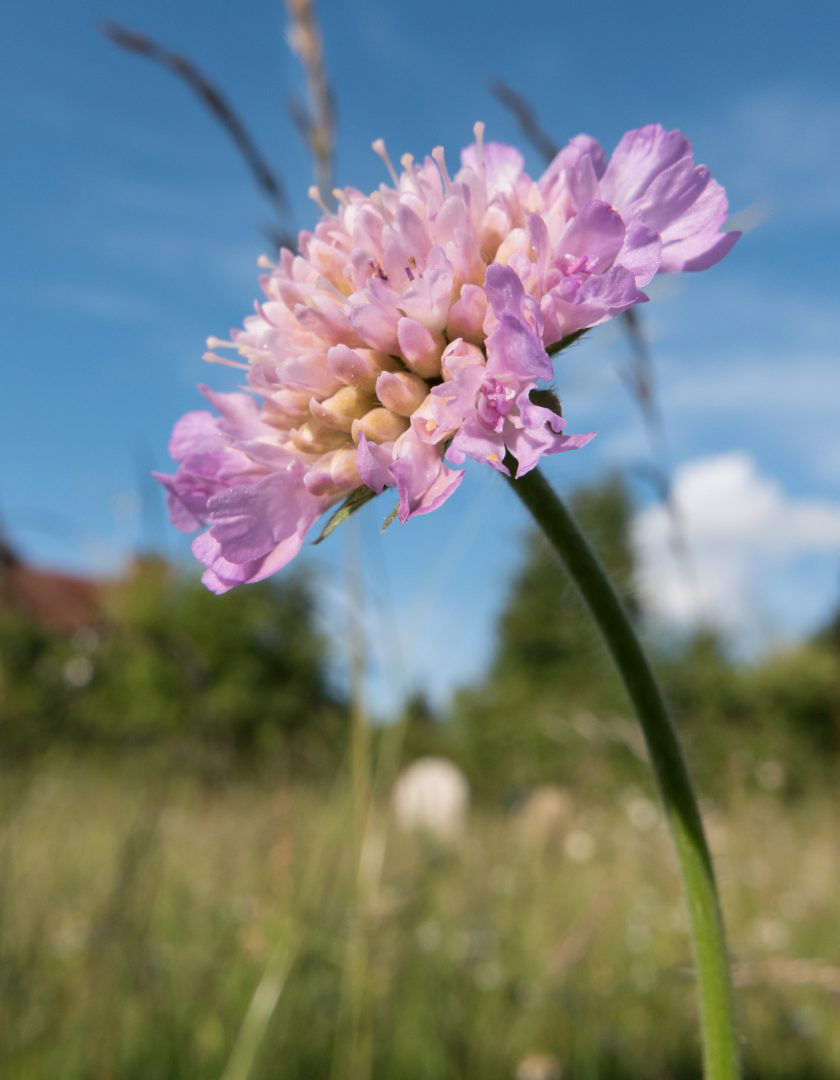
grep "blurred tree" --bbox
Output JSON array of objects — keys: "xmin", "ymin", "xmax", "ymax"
[
  {"xmin": 448, "ymin": 474, "xmax": 840, "ymax": 800},
  {"xmin": 0, "ymin": 608, "xmax": 71, "ymax": 751},
  {"xmin": 493, "ymin": 472, "xmax": 637, "ymax": 689},
  {"xmin": 659, "ymin": 619, "xmax": 840, "ymax": 778},
  {"xmin": 743, "ymin": 640, "xmax": 840, "ymax": 756},
  {"xmin": 450, "ymin": 473, "xmax": 643, "ymax": 796},
  {"xmin": 0, "ymin": 558, "xmax": 346, "ymax": 765},
  {"xmin": 398, "ymin": 688, "xmax": 450, "ymax": 763},
  {"xmin": 657, "ymin": 629, "xmax": 747, "ymax": 730}
]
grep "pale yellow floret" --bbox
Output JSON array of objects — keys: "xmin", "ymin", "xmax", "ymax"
[
  {"xmin": 292, "ymin": 419, "xmax": 349, "ymax": 454},
  {"xmin": 351, "ymin": 407, "xmax": 410, "ymax": 445},
  {"xmin": 312, "ymin": 386, "xmax": 375, "ymax": 432}
]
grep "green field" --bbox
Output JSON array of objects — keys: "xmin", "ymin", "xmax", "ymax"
[{"xmin": 3, "ymin": 749, "xmax": 838, "ymax": 1079}]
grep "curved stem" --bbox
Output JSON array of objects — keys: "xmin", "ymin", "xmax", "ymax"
[{"xmin": 507, "ymin": 467, "xmax": 740, "ymax": 1079}]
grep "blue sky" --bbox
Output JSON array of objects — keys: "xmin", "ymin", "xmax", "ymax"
[{"xmin": 2, "ymin": 0, "xmax": 839, "ymax": 712}]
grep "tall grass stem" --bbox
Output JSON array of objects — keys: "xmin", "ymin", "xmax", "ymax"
[{"xmin": 328, "ymin": 520, "xmax": 373, "ymax": 1080}]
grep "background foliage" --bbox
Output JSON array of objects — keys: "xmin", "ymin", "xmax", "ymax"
[
  {"xmin": 2, "ymin": 474, "xmax": 840, "ymax": 1078},
  {"xmin": 0, "ymin": 561, "xmax": 344, "ymax": 767}
]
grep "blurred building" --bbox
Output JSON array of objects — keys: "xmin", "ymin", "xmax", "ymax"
[{"xmin": 0, "ymin": 538, "xmax": 101, "ymax": 634}]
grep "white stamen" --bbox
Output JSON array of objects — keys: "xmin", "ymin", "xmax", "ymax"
[
  {"xmin": 257, "ymin": 254, "xmax": 277, "ymax": 269},
  {"xmin": 473, "ymin": 121, "xmax": 486, "ymax": 179},
  {"xmin": 206, "ymin": 335, "xmax": 265, "ymax": 367},
  {"xmin": 203, "ymin": 351, "xmax": 249, "ymax": 371},
  {"xmin": 371, "ymin": 137, "xmax": 399, "ymax": 185},
  {"xmin": 400, "ymin": 152, "xmax": 419, "ymax": 192},
  {"xmin": 332, "ymin": 187, "xmax": 348, "ymax": 204},
  {"xmin": 307, "ymin": 184, "xmax": 330, "ymax": 214},
  {"xmin": 236, "ymin": 344, "xmax": 269, "ymax": 365},
  {"xmin": 369, "ymin": 189, "xmax": 391, "ymax": 220},
  {"xmin": 255, "ymin": 300, "xmax": 280, "ymax": 328},
  {"xmin": 432, "ymin": 145, "xmax": 452, "ymax": 192}
]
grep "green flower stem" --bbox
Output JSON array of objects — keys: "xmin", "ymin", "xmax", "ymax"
[{"xmin": 507, "ymin": 466, "xmax": 740, "ymax": 1080}]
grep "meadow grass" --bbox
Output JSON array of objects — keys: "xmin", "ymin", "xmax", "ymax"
[{"xmin": 1, "ymin": 748, "xmax": 838, "ymax": 1079}]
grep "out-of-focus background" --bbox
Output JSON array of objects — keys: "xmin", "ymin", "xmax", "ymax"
[{"xmin": 1, "ymin": 1, "xmax": 839, "ymax": 1077}]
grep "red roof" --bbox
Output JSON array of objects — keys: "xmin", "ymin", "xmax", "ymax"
[{"xmin": 0, "ymin": 543, "xmax": 101, "ymax": 633}]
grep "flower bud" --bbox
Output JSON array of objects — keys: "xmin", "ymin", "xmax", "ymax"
[
  {"xmin": 306, "ymin": 238, "xmax": 354, "ymax": 294},
  {"xmin": 328, "ymin": 445, "xmax": 362, "ymax": 488},
  {"xmin": 441, "ymin": 339, "xmax": 485, "ymax": 381},
  {"xmin": 309, "ymin": 385, "xmax": 375, "ymax": 432},
  {"xmin": 375, "ymin": 370, "xmax": 428, "ymax": 417},
  {"xmin": 291, "ymin": 418, "xmax": 349, "ymax": 454},
  {"xmin": 479, "ymin": 206, "xmax": 515, "ymax": 262},
  {"xmin": 327, "ymin": 345, "xmax": 396, "ymax": 390},
  {"xmin": 304, "ymin": 446, "xmax": 361, "ymax": 496},
  {"xmin": 266, "ymin": 389, "xmax": 312, "ymax": 422},
  {"xmin": 351, "ymin": 303, "xmax": 400, "ymax": 353},
  {"xmin": 397, "ymin": 317, "xmax": 444, "ymax": 379},
  {"xmin": 446, "ymin": 284, "xmax": 488, "ymax": 344},
  {"xmin": 351, "ymin": 407, "xmax": 409, "ymax": 445},
  {"xmin": 493, "ymin": 225, "xmax": 529, "ymax": 266}
]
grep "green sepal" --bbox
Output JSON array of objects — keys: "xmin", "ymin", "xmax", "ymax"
[
  {"xmin": 380, "ymin": 503, "xmax": 399, "ymax": 534},
  {"xmin": 546, "ymin": 328, "xmax": 588, "ymax": 356},
  {"xmin": 528, "ymin": 387, "xmax": 563, "ymax": 415},
  {"xmin": 313, "ymin": 486, "xmax": 378, "ymax": 545}
]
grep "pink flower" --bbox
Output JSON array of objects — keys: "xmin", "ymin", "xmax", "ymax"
[{"xmin": 158, "ymin": 123, "xmax": 738, "ymax": 591}]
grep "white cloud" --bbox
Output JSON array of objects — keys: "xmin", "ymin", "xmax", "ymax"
[{"xmin": 633, "ymin": 451, "xmax": 840, "ymax": 635}]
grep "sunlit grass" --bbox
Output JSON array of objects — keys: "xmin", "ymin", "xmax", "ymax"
[{"xmin": 2, "ymin": 750, "xmax": 838, "ymax": 1079}]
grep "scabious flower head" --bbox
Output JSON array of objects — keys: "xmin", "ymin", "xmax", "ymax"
[{"xmin": 157, "ymin": 122, "xmax": 738, "ymax": 592}]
